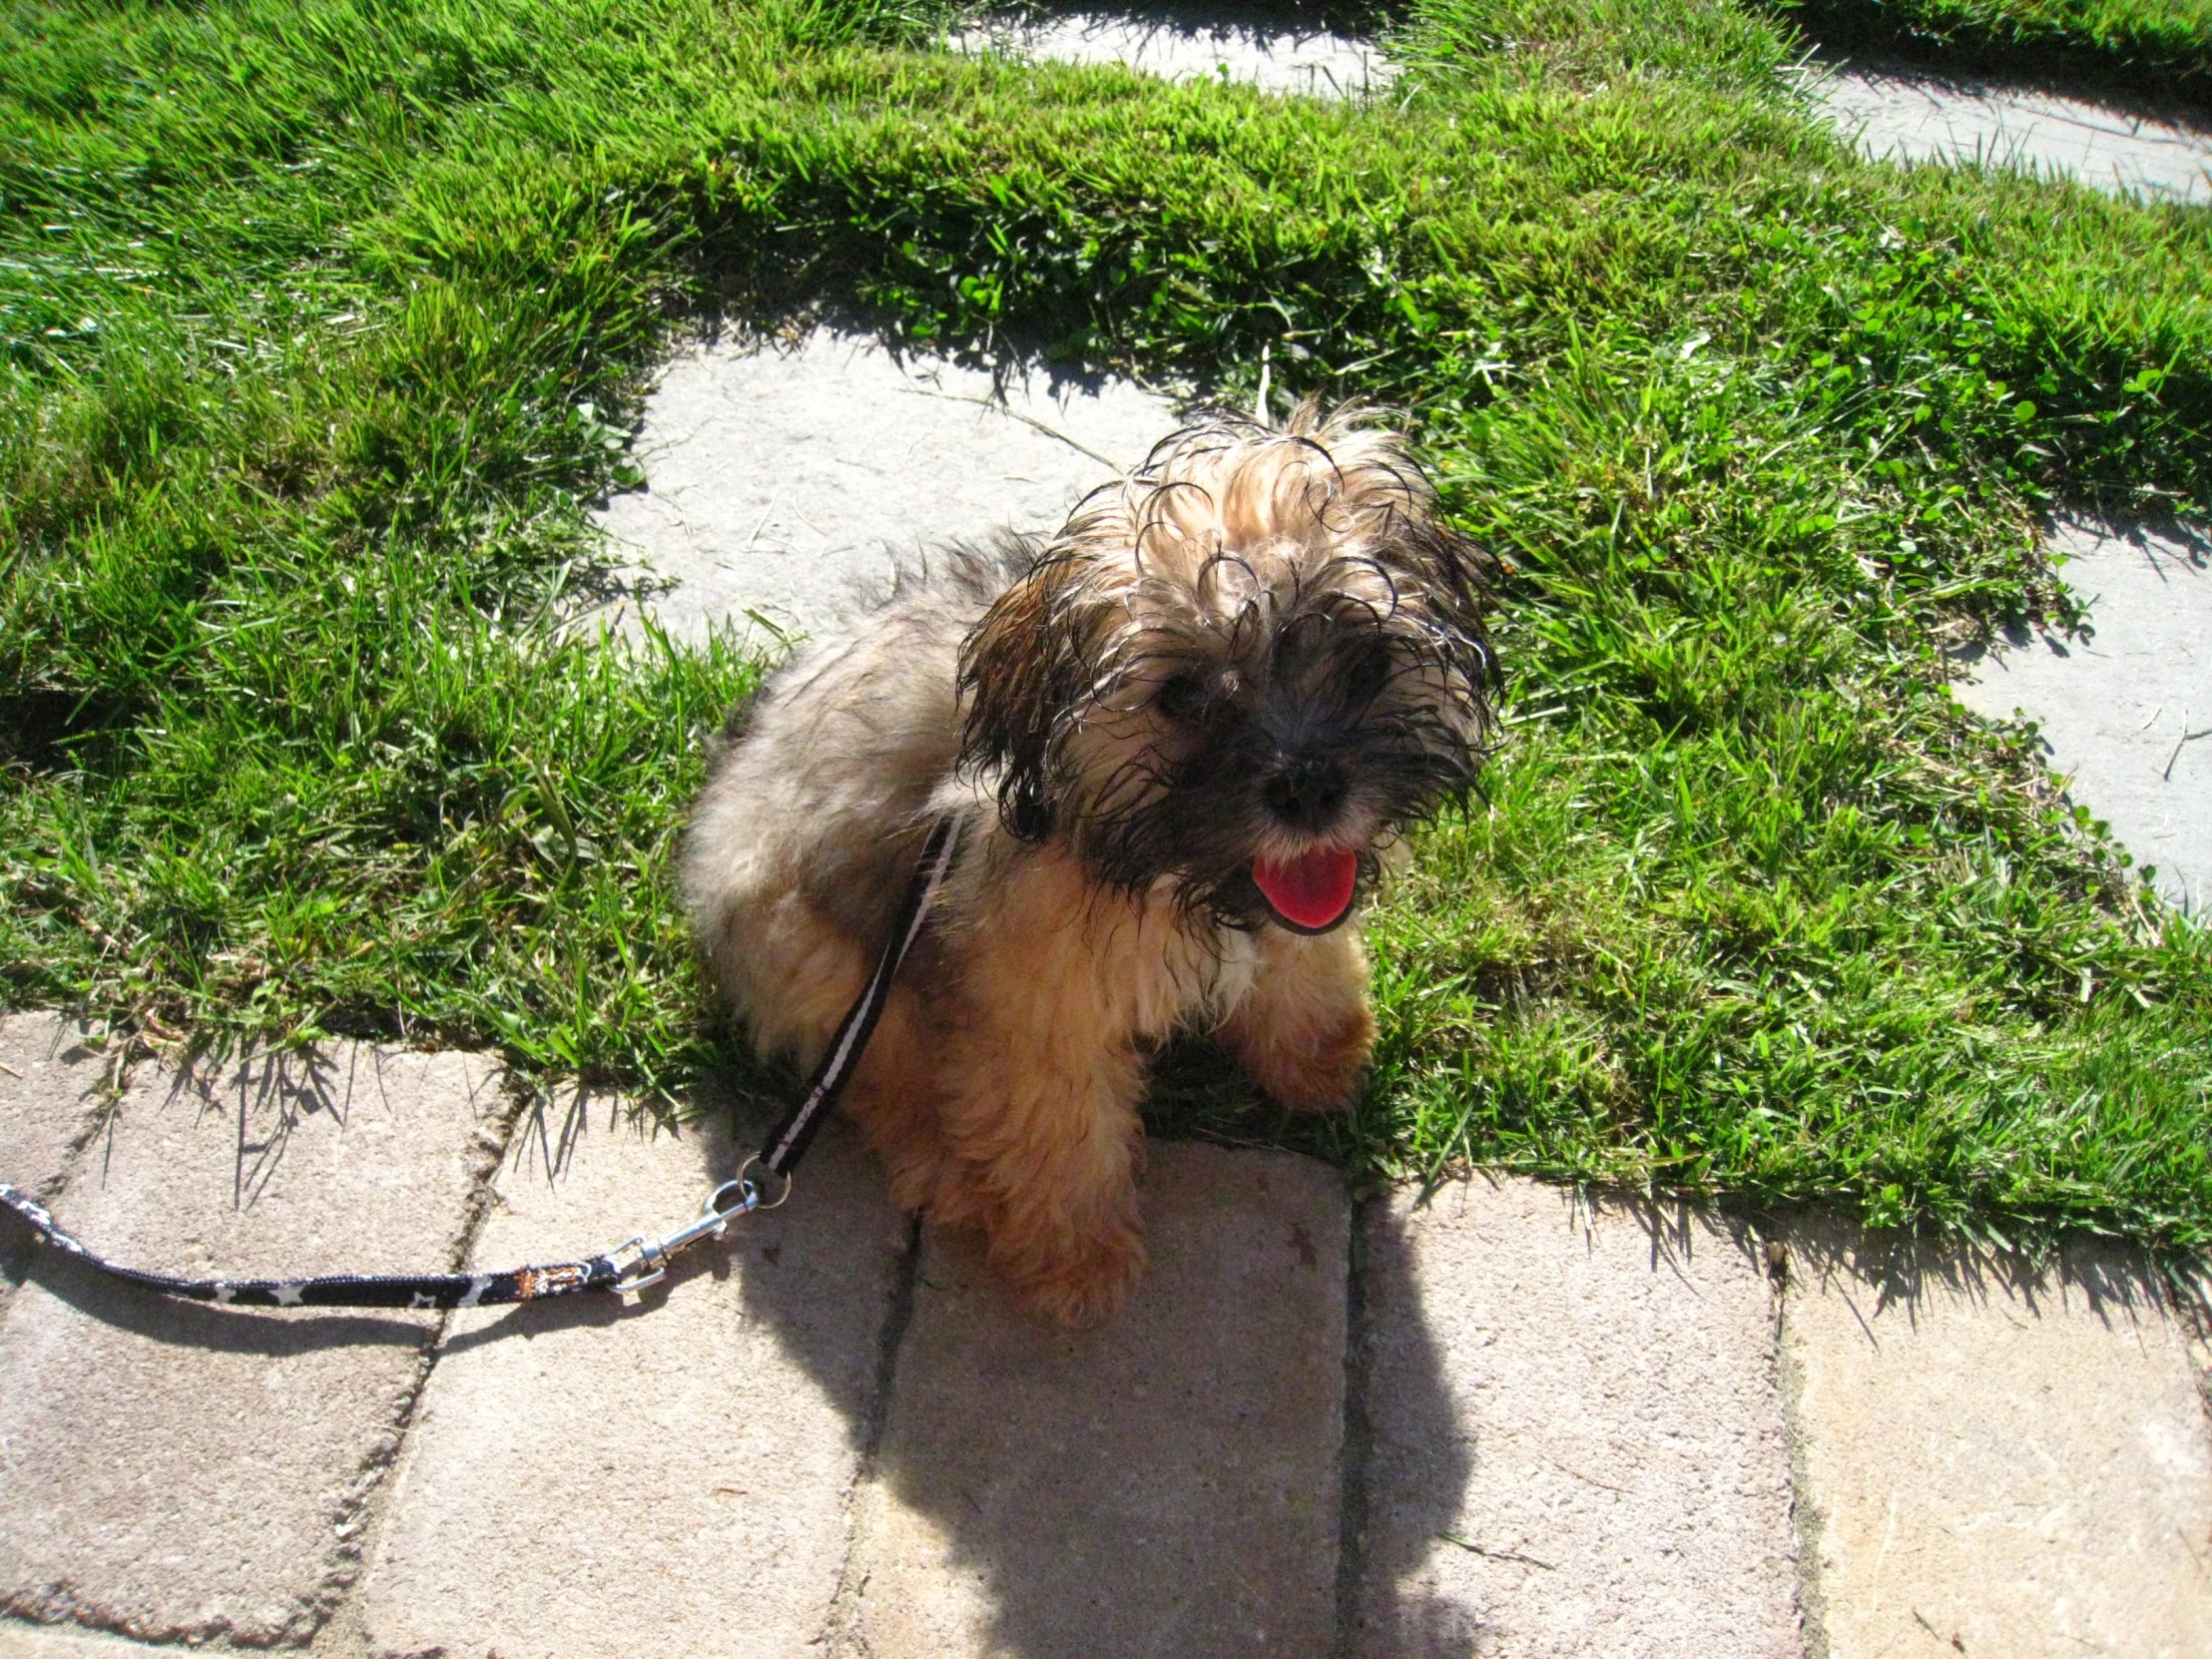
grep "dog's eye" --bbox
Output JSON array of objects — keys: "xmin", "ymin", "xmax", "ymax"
[
  {"xmin": 1155, "ymin": 671, "xmax": 1210, "ymax": 723},
  {"xmin": 1345, "ymin": 640, "xmax": 1393, "ymax": 705}
]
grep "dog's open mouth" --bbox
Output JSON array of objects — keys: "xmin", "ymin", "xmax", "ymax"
[{"xmin": 1252, "ymin": 847, "xmax": 1360, "ymax": 934}]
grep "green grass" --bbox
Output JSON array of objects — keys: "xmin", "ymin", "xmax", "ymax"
[
  {"xmin": 1780, "ymin": 0, "xmax": 2212, "ymax": 104},
  {"xmin": 3, "ymin": 0, "xmax": 2209, "ymax": 1247}
]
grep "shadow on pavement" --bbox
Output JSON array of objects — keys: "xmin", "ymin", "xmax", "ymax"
[
  {"xmin": 1345, "ymin": 1195, "xmax": 1480, "ymax": 1656},
  {"xmin": 688, "ymin": 1092, "xmax": 1470, "ymax": 1658}
]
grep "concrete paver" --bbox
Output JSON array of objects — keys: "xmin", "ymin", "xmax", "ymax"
[
  {"xmin": 0, "ymin": 1622, "xmax": 162, "ymax": 1658},
  {"xmin": 844, "ymin": 1141, "xmax": 1348, "ymax": 1659},
  {"xmin": 0, "ymin": 1044, "xmax": 502, "ymax": 1647},
  {"xmin": 0, "ymin": 1014, "xmax": 107, "ymax": 1202},
  {"xmin": 360, "ymin": 1099, "xmax": 909, "ymax": 1659},
  {"xmin": 1809, "ymin": 63, "xmax": 2212, "ymax": 205},
  {"xmin": 954, "ymin": 14, "xmax": 1394, "ymax": 100},
  {"xmin": 1355, "ymin": 1178, "xmax": 1800, "ymax": 1659},
  {"xmin": 1781, "ymin": 1222, "xmax": 2212, "ymax": 1658},
  {"xmin": 1952, "ymin": 516, "xmax": 2212, "ymax": 912},
  {"xmin": 9, "ymin": 1013, "xmax": 2210, "ymax": 1659},
  {"xmin": 595, "ymin": 330, "xmax": 1178, "ymax": 641}
]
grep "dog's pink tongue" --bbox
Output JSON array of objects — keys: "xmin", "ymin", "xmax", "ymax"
[{"xmin": 1253, "ymin": 848, "xmax": 1359, "ymax": 930}]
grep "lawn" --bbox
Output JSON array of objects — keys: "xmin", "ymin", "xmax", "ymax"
[{"xmin": 3, "ymin": 0, "xmax": 2209, "ymax": 1248}]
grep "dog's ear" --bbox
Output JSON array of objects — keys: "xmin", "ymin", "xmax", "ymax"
[
  {"xmin": 1377, "ymin": 495, "xmax": 1499, "ymax": 712},
  {"xmin": 958, "ymin": 553, "xmax": 1089, "ymax": 841},
  {"xmin": 1421, "ymin": 520, "xmax": 1500, "ymax": 688}
]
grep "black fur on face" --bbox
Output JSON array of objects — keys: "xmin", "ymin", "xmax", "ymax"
[{"xmin": 957, "ymin": 407, "xmax": 1498, "ymax": 930}]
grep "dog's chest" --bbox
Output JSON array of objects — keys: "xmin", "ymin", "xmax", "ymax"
[
  {"xmin": 1200, "ymin": 926, "xmax": 1262, "ymax": 1022},
  {"xmin": 1108, "ymin": 892, "xmax": 1262, "ymax": 1041}
]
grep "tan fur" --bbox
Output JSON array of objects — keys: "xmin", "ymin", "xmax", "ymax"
[
  {"xmin": 683, "ymin": 402, "xmax": 1491, "ymax": 1325},
  {"xmin": 1220, "ymin": 925, "xmax": 1376, "ymax": 1115}
]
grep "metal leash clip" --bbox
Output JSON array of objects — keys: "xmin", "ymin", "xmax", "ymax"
[{"xmin": 607, "ymin": 1175, "xmax": 762, "ymax": 1296}]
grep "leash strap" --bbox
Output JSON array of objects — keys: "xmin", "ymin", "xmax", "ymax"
[
  {"xmin": 759, "ymin": 813, "xmax": 960, "ymax": 1182},
  {"xmin": 0, "ymin": 1181, "xmax": 627, "ymax": 1308},
  {"xmin": 0, "ymin": 816, "xmax": 960, "ymax": 1312}
]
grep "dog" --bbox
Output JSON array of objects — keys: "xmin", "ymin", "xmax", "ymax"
[{"xmin": 682, "ymin": 400, "xmax": 1496, "ymax": 1324}]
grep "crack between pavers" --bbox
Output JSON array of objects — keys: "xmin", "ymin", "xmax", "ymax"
[
  {"xmin": 301, "ymin": 1065, "xmax": 532, "ymax": 1659},
  {"xmin": 1766, "ymin": 1228, "xmax": 1833, "ymax": 1659},
  {"xmin": 821, "ymin": 1211, "xmax": 925, "ymax": 1659},
  {"xmin": 1330, "ymin": 1197, "xmax": 1374, "ymax": 1659}
]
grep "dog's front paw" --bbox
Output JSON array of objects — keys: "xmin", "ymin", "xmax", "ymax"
[
  {"xmin": 1008, "ymin": 1227, "xmax": 1149, "ymax": 1328},
  {"xmin": 1239, "ymin": 1002, "xmax": 1376, "ymax": 1115}
]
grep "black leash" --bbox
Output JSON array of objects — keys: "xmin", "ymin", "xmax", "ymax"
[{"xmin": 0, "ymin": 816, "xmax": 961, "ymax": 1312}]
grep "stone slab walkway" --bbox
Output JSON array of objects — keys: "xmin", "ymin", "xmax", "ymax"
[
  {"xmin": 848, "ymin": 1150, "xmax": 1347, "ymax": 1659},
  {"xmin": 1952, "ymin": 517, "xmax": 2211, "ymax": 914},
  {"xmin": 1784, "ymin": 1218, "xmax": 2212, "ymax": 1658},
  {"xmin": 0, "ymin": 1028, "xmax": 502, "ymax": 1647},
  {"xmin": 1356, "ymin": 1183, "xmax": 1799, "ymax": 1657},
  {"xmin": 593, "ymin": 331, "xmax": 1177, "ymax": 642},
  {"xmin": 355, "ymin": 1098, "xmax": 905, "ymax": 1659},
  {"xmin": 606, "ymin": 325, "xmax": 2211, "ymax": 931},
  {"xmin": 953, "ymin": 14, "xmax": 1391, "ymax": 101},
  {"xmin": 1807, "ymin": 62, "xmax": 2212, "ymax": 208},
  {"xmin": 3, "ymin": 1012, "xmax": 2208, "ymax": 1656},
  {"xmin": 948, "ymin": 9, "xmax": 2212, "ymax": 206}
]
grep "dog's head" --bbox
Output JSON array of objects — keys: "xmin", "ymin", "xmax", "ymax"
[{"xmin": 957, "ymin": 400, "xmax": 1497, "ymax": 933}]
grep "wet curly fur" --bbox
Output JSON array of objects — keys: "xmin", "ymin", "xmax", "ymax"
[{"xmin": 683, "ymin": 401, "xmax": 1496, "ymax": 1325}]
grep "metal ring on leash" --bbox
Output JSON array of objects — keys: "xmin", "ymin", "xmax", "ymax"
[{"xmin": 735, "ymin": 1155, "xmax": 793, "ymax": 1211}]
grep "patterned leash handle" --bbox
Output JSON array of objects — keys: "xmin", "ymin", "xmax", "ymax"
[
  {"xmin": 0, "ymin": 1176, "xmax": 758, "ymax": 1309},
  {"xmin": 0, "ymin": 815, "xmax": 961, "ymax": 1314}
]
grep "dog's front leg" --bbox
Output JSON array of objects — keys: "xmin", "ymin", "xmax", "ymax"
[
  {"xmin": 1220, "ymin": 923, "xmax": 1376, "ymax": 1113},
  {"xmin": 936, "ymin": 1019, "xmax": 1150, "ymax": 1327},
  {"xmin": 924, "ymin": 846, "xmax": 1157, "ymax": 1326}
]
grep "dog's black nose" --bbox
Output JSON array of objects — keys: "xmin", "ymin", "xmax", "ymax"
[{"xmin": 1267, "ymin": 755, "xmax": 1348, "ymax": 828}]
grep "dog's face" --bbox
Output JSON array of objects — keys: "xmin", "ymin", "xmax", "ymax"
[{"xmin": 958, "ymin": 402, "xmax": 1496, "ymax": 933}]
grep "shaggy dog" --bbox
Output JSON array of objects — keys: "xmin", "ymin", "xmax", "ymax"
[{"xmin": 683, "ymin": 401, "xmax": 1495, "ymax": 1324}]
